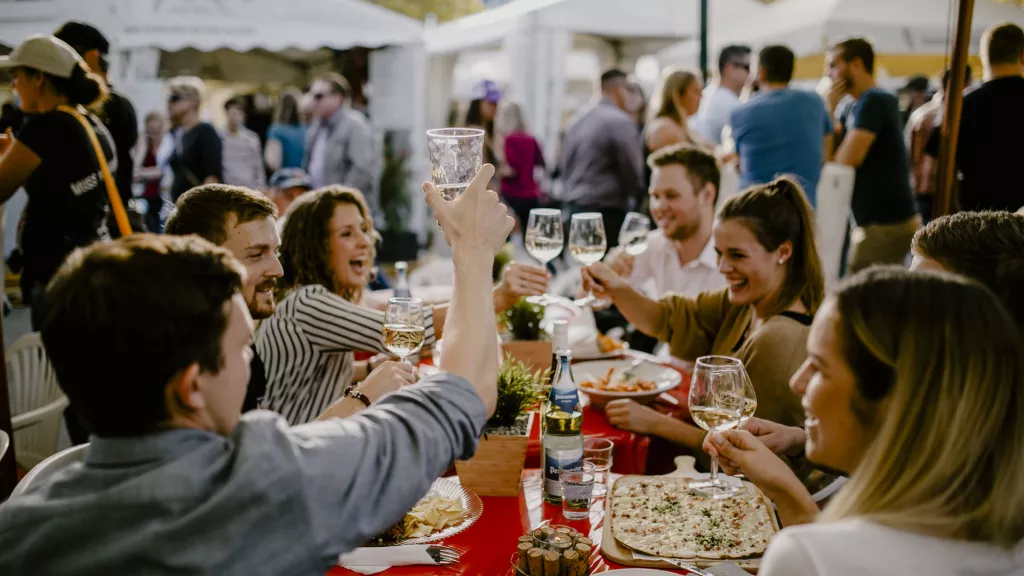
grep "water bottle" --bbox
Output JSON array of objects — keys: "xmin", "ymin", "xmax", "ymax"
[
  {"xmin": 393, "ymin": 261, "xmax": 411, "ymax": 298},
  {"xmin": 541, "ymin": 319, "xmax": 584, "ymax": 503}
]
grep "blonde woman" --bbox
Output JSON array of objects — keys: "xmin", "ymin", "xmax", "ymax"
[
  {"xmin": 644, "ymin": 67, "xmax": 706, "ymax": 154},
  {"xmin": 709, "ymin": 267, "xmax": 1024, "ymax": 574}
]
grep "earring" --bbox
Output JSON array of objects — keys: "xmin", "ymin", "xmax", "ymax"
[{"xmin": 778, "ymin": 258, "xmax": 785, "ymax": 264}]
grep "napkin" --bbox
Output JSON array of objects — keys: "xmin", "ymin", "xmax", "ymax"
[{"xmin": 338, "ymin": 545, "xmax": 437, "ymax": 574}]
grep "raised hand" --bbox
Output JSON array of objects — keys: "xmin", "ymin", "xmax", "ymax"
[
  {"xmin": 422, "ymin": 164, "xmax": 514, "ymax": 257},
  {"xmin": 494, "ymin": 262, "xmax": 550, "ymax": 311},
  {"xmin": 581, "ymin": 261, "xmax": 628, "ymax": 301}
]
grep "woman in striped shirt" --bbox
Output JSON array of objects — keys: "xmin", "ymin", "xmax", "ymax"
[{"xmin": 257, "ymin": 185, "xmax": 549, "ymax": 425}]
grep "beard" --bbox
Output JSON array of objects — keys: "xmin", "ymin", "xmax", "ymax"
[
  {"xmin": 247, "ymin": 277, "xmax": 278, "ymax": 320},
  {"xmin": 665, "ymin": 214, "xmax": 702, "ymax": 242}
]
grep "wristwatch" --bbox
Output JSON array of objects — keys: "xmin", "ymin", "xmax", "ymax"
[{"xmin": 344, "ymin": 386, "xmax": 372, "ymax": 408}]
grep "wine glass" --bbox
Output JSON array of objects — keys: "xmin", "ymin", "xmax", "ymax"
[
  {"xmin": 383, "ymin": 297, "xmax": 425, "ymax": 365},
  {"xmin": 739, "ymin": 366, "xmax": 757, "ymax": 425},
  {"xmin": 688, "ymin": 355, "xmax": 749, "ymax": 499},
  {"xmin": 618, "ymin": 212, "xmax": 651, "ymax": 256},
  {"xmin": 524, "ymin": 208, "xmax": 563, "ymax": 305},
  {"xmin": 569, "ymin": 213, "xmax": 607, "ymax": 307},
  {"xmin": 426, "ymin": 128, "xmax": 484, "ymax": 230}
]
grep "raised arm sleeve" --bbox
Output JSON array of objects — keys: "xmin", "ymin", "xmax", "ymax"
[
  {"xmin": 653, "ymin": 289, "xmax": 730, "ymax": 361},
  {"xmin": 289, "ymin": 373, "xmax": 488, "ymax": 559},
  {"xmin": 293, "ymin": 287, "xmax": 436, "ymax": 354}
]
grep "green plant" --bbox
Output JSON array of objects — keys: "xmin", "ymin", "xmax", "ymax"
[
  {"xmin": 502, "ymin": 297, "xmax": 546, "ymax": 341},
  {"xmin": 380, "ymin": 132, "xmax": 411, "ymax": 232},
  {"xmin": 488, "ymin": 353, "xmax": 550, "ymax": 429}
]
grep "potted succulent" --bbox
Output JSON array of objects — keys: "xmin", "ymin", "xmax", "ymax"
[
  {"xmin": 500, "ymin": 297, "xmax": 553, "ymax": 373},
  {"xmin": 456, "ymin": 354, "xmax": 549, "ymax": 497}
]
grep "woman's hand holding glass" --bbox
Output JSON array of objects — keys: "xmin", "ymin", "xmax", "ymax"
[{"xmin": 581, "ymin": 261, "xmax": 628, "ymax": 302}]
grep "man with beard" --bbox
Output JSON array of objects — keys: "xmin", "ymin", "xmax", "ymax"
[{"xmin": 607, "ymin": 144, "xmax": 726, "ymax": 299}]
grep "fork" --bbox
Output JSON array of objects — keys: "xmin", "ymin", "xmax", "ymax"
[
  {"xmin": 619, "ymin": 357, "xmax": 647, "ymax": 380},
  {"xmin": 425, "ymin": 545, "xmax": 461, "ymax": 565},
  {"xmin": 631, "ymin": 552, "xmax": 714, "ymax": 576}
]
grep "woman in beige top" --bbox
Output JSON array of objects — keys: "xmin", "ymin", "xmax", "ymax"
[
  {"xmin": 644, "ymin": 67, "xmax": 707, "ymax": 153},
  {"xmin": 582, "ymin": 177, "xmax": 824, "ymax": 449}
]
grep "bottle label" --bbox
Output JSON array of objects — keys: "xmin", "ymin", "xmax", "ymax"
[
  {"xmin": 550, "ymin": 389, "xmax": 579, "ymax": 414},
  {"xmin": 543, "ymin": 446, "xmax": 584, "ymax": 497}
]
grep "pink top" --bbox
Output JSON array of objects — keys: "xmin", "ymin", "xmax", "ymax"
[{"xmin": 500, "ymin": 131, "xmax": 545, "ymax": 200}]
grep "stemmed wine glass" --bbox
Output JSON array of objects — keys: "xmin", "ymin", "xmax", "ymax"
[
  {"xmin": 618, "ymin": 212, "xmax": 651, "ymax": 256},
  {"xmin": 524, "ymin": 208, "xmax": 563, "ymax": 305},
  {"xmin": 569, "ymin": 213, "xmax": 607, "ymax": 307},
  {"xmin": 739, "ymin": 366, "xmax": 757, "ymax": 425},
  {"xmin": 688, "ymin": 355, "xmax": 750, "ymax": 499},
  {"xmin": 383, "ymin": 297, "xmax": 425, "ymax": 365}
]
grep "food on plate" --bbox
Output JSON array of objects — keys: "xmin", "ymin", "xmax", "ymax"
[
  {"xmin": 597, "ymin": 332, "xmax": 626, "ymax": 354},
  {"xmin": 365, "ymin": 492, "xmax": 466, "ymax": 545},
  {"xmin": 610, "ymin": 477, "xmax": 776, "ymax": 559},
  {"xmin": 579, "ymin": 367, "xmax": 658, "ymax": 393}
]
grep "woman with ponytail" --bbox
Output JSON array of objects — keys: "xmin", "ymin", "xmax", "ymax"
[
  {"xmin": 582, "ymin": 176, "xmax": 824, "ymax": 450},
  {"xmin": 0, "ymin": 35, "xmax": 115, "ymax": 329}
]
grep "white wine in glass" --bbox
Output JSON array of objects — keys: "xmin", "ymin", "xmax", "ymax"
[
  {"xmin": 384, "ymin": 297, "xmax": 425, "ymax": 364},
  {"xmin": 524, "ymin": 208, "xmax": 563, "ymax": 305},
  {"xmin": 618, "ymin": 212, "xmax": 651, "ymax": 256},
  {"xmin": 568, "ymin": 213, "xmax": 606, "ymax": 306},
  {"xmin": 688, "ymin": 355, "xmax": 749, "ymax": 499}
]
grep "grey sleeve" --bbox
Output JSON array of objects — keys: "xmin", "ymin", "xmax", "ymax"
[
  {"xmin": 342, "ymin": 120, "xmax": 377, "ymax": 194},
  {"xmin": 288, "ymin": 373, "xmax": 487, "ymax": 558}
]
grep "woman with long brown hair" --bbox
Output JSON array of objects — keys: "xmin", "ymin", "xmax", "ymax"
[
  {"xmin": 264, "ymin": 88, "xmax": 305, "ymax": 171},
  {"xmin": 645, "ymin": 67, "xmax": 706, "ymax": 154},
  {"xmin": 583, "ymin": 177, "xmax": 823, "ymax": 448},
  {"xmin": 258, "ymin": 182, "xmax": 548, "ymax": 425}
]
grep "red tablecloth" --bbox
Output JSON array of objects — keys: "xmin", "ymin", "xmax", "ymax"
[{"xmin": 330, "ymin": 470, "xmax": 692, "ymax": 576}]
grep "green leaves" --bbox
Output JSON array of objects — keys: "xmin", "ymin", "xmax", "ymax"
[
  {"xmin": 489, "ymin": 353, "xmax": 551, "ymax": 429},
  {"xmin": 502, "ymin": 297, "xmax": 546, "ymax": 341}
]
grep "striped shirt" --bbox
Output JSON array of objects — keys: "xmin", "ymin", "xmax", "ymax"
[{"xmin": 256, "ymin": 284, "xmax": 437, "ymax": 425}]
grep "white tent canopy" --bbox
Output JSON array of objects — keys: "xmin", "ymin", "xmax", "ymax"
[
  {"xmin": 424, "ymin": 0, "xmax": 702, "ymax": 169},
  {"xmin": 660, "ymin": 0, "xmax": 1024, "ymax": 68}
]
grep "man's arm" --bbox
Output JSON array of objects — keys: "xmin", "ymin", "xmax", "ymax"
[
  {"xmin": 612, "ymin": 118, "xmax": 645, "ymax": 206},
  {"xmin": 0, "ymin": 140, "xmax": 40, "ymax": 203},
  {"xmin": 834, "ymin": 93, "xmax": 887, "ymax": 169},
  {"xmin": 200, "ymin": 125, "xmax": 223, "ymax": 183}
]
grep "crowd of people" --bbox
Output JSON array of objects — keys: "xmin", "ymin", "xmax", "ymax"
[{"xmin": 0, "ymin": 13, "xmax": 1021, "ymax": 576}]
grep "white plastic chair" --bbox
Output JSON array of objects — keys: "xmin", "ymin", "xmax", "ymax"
[
  {"xmin": 7, "ymin": 332, "xmax": 69, "ymax": 471},
  {"xmin": 815, "ymin": 163, "xmax": 856, "ymax": 291},
  {"xmin": 10, "ymin": 443, "xmax": 87, "ymax": 498}
]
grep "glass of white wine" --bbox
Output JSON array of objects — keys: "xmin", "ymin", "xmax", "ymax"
[
  {"xmin": 618, "ymin": 212, "xmax": 651, "ymax": 256},
  {"xmin": 688, "ymin": 355, "xmax": 748, "ymax": 499},
  {"xmin": 383, "ymin": 297, "xmax": 425, "ymax": 365},
  {"xmin": 569, "ymin": 212, "xmax": 607, "ymax": 307},
  {"xmin": 524, "ymin": 208, "xmax": 563, "ymax": 305}
]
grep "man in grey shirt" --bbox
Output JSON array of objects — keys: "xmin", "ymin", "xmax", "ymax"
[
  {"xmin": 0, "ymin": 166, "xmax": 514, "ymax": 575},
  {"xmin": 559, "ymin": 68, "xmax": 644, "ymax": 247}
]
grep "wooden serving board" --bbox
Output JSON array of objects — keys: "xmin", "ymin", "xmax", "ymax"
[{"xmin": 600, "ymin": 456, "xmax": 781, "ymax": 573}]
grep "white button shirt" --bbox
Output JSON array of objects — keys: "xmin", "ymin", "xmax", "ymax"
[{"xmin": 628, "ymin": 230, "xmax": 726, "ymax": 299}]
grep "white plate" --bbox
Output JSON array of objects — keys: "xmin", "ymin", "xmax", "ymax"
[
  {"xmin": 574, "ymin": 359, "xmax": 682, "ymax": 405},
  {"xmin": 372, "ymin": 477, "xmax": 483, "ymax": 546}
]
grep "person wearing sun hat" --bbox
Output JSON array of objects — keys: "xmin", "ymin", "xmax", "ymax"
[
  {"xmin": 0, "ymin": 35, "xmax": 116, "ymax": 332},
  {"xmin": 268, "ymin": 167, "xmax": 313, "ymax": 216}
]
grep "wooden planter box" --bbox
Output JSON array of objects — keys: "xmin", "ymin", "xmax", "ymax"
[
  {"xmin": 456, "ymin": 412, "xmax": 535, "ymax": 497},
  {"xmin": 501, "ymin": 340, "xmax": 553, "ymax": 374}
]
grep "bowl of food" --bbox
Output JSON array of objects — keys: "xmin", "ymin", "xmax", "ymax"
[{"xmin": 574, "ymin": 359, "xmax": 682, "ymax": 407}]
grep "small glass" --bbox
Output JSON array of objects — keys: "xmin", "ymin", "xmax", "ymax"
[
  {"xmin": 524, "ymin": 208, "xmax": 564, "ymax": 305},
  {"xmin": 426, "ymin": 128, "xmax": 485, "ymax": 230},
  {"xmin": 568, "ymin": 213, "xmax": 607, "ymax": 307},
  {"xmin": 688, "ymin": 355, "xmax": 748, "ymax": 499},
  {"xmin": 618, "ymin": 212, "xmax": 651, "ymax": 256},
  {"xmin": 559, "ymin": 461, "xmax": 596, "ymax": 520},
  {"xmin": 383, "ymin": 297, "xmax": 425, "ymax": 365},
  {"xmin": 584, "ymin": 438, "xmax": 613, "ymax": 497}
]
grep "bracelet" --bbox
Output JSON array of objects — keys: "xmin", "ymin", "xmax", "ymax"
[{"xmin": 345, "ymin": 387, "xmax": 372, "ymax": 408}]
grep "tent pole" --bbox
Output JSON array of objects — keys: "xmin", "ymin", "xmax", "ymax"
[
  {"xmin": 935, "ymin": 0, "xmax": 975, "ymax": 217},
  {"xmin": 0, "ymin": 309, "xmax": 15, "ymax": 499},
  {"xmin": 699, "ymin": 0, "xmax": 709, "ymax": 81}
]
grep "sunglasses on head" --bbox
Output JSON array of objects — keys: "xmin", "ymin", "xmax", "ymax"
[{"xmin": 311, "ymin": 92, "xmax": 329, "ymax": 101}]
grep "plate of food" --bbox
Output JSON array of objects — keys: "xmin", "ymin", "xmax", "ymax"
[
  {"xmin": 365, "ymin": 477, "xmax": 484, "ymax": 546},
  {"xmin": 608, "ymin": 475, "xmax": 778, "ymax": 562},
  {"xmin": 575, "ymin": 359, "xmax": 682, "ymax": 406},
  {"xmin": 571, "ymin": 329, "xmax": 630, "ymax": 361}
]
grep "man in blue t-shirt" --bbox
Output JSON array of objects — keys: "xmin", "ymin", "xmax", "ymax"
[
  {"xmin": 731, "ymin": 45, "xmax": 833, "ymax": 206},
  {"xmin": 826, "ymin": 37, "xmax": 920, "ymax": 273}
]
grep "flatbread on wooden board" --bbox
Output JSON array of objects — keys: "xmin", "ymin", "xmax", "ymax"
[{"xmin": 610, "ymin": 476, "xmax": 776, "ymax": 560}]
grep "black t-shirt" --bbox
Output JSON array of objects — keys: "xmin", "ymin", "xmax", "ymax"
[
  {"xmin": 169, "ymin": 122, "xmax": 222, "ymax": 200},
  {"xmin": 101, "ymin": 87, "xmax": 138, "ymax": 205},
  {"xmin": 17, "ymin": 109, "xmax": 114, "ymax": 287},
  {"xmin": 841, "ymin": 89, "xmax": 917, "ymax": 225},
  {"xmin": 243, "ymin": 347, "xmax": 268, "ymax": 412},
  {"xmin": 955, "ymin": 76, "xmax": 1024, "ymax": 212}
]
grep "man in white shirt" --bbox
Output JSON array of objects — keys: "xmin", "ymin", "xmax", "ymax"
[
  {"xmin": 220, "ymin": 98, "xmax": 266, "ymax": 191},
  {"xmin": 607, "ymin": 143, "xmax": 726, "ymax": 300},
  {"xmin": 693, "ymin": 45, "xmax": 752, "ymax": 145}
]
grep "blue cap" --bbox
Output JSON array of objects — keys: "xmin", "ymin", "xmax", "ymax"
[
  {"xmin": 270, "ymin": 168, "xmax": 312, "ymax": 190},
  {"xmin": 471, "ymin": 79, "xmax": 502, "ymax": 103}
]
